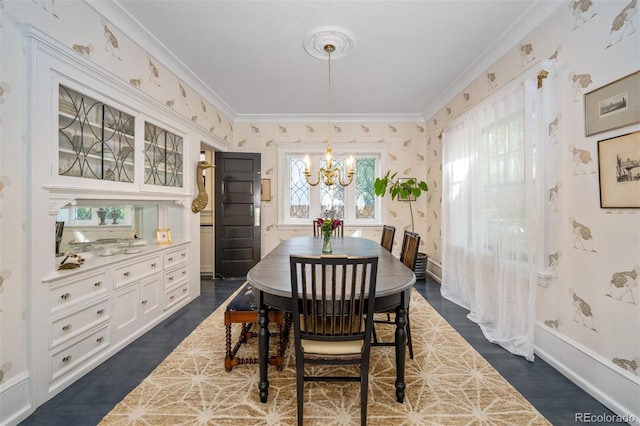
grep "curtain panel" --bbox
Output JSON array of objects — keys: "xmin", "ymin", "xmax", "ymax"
[{"xmin": 441, "ymin": 78, "xmax": 543, "ymax": 361}]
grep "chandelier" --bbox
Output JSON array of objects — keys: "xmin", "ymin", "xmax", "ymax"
[{"xmin": 304, "ymin": 40, "xmax": 355, "ymax": 187}]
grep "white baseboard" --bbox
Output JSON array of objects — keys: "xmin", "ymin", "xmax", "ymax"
[
  {"xmin": 0, "ymin": 372, "xmax": 34, "ymax": 426},
  {"xmin": 426, "ymin": 257, "xmax": 442, "ymax": 283},
  {"xmin": 535, "ymin": 322, "xmax": 640, "ymax": 426}
]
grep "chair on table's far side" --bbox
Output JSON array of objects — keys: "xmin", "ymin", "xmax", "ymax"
[
  {"xmin": 313, "ymin": 219, "xmax": 344, "ymax": 237},
  {"xmin": 289, "ymin": 254, "xmax": 379, "ymax": 426},
  {"xmin": 380, "ymin": 225, "xmax": 396, "ymax": 253},
  {"xmin": 372, "ymin": 230, "xmax": 420, "ymax": 359}
]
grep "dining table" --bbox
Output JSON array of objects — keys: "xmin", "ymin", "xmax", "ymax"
[{"xmin": 246, "ymin": 235, "xmax": 416, "ymax": 404}]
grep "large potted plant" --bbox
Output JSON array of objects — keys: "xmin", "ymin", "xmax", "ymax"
[{"xmin": 374, "ymin": 170, "xmax": 429, "ymax": 278}]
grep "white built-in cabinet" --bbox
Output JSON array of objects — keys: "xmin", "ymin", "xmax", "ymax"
[
  {"xmin": 23, "ymin": 27, "xmax": 228, "ymax": 409},
  {"xmin": 43, "ymin": 243, "xmax": 190, "ymax": 390}
]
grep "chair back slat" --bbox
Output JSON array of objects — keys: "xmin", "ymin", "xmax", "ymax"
[
  {"xmin": 380, "ymin": 225, "xmax": 396, "ymax": 253},
  {"xmin": 290, "ymin": 254, "xmax": 378, "ymax": 341},
  {"xmin": 399, "ymin": 231, "xmax": 421, "ymax": 271}
]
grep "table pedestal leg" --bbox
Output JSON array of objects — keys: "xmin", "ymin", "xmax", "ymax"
[
  {"xmin": 394, "ymin": 303, "xmax": 407, "ymax": 403},
  {"xmin": 257, "ymin": 296, "xmax": 270, "ymax": 403}
]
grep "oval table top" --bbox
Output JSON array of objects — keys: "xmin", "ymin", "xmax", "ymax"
[{"xmin": 247, "ymin": 236, "xmax": 416, "ymax": 299}]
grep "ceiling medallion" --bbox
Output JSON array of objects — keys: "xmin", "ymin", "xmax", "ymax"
[{"xmin": 304, "ymin": 26, "xmax": 355, "ymax": 60}]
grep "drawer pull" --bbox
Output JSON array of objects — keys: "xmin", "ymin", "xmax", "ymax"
[
  {"xmin": 168, "ymin": 257, "xmax": 174, "ymax": 262},
  {"xmin": 169, "ymin": 295, "xmax": 175, "ymax": 300},
  {"xmin": 62, "ymin": 355, "xmax": 72, "ymax": 363},
  {"xmin": 168, "ymin": 276, "xmax": 174, "ymax": 281},
  {"xmin": 96, "ymin": 337, "xmax": 104, "ymax": 343},
  {"xmin": 94, "ymin": 281, "xmax": 102, "ymax": 287},
  {"xmin": 151, "ymin": 262, "xmax": 157, "ymax": 268},
  {"xmin": 181, "ymin": 253, "xmax": 186, "ymax": 257},
  {"xmin": 123, "ymin": 271, "xmax": 130, "ymax": 277},
  {"xmin": 62, "ymin": 324, "xmax": 72, "ymax": 331},
  {"xmin": 141, "ymin": 300, "xmax": 147, "ymax": 305},
  {"xmin": 182, "ymin": 271, "xmax": 187, "ymax": 276},
  {"xmin": 182, "ymin": 288, "xmax": 187, "ymax": 292},
  {"xmin": 61, "ymin": 293, "xmax": 71, "ymax": 300},
  {"xmin": 96, "ymin": 309, "xmax": 105, "ymax": 315}
]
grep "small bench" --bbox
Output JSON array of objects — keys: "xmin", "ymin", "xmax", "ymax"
[{"xmin": 224, "ymin": 282, "xmax": 291, "ymax": 371}]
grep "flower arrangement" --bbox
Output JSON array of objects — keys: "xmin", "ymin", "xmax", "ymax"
[{"xmin": 317, "ymin": 217, "xmax": 341, "ymax": 236}]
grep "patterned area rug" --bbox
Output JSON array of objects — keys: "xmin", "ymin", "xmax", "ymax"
[{"xmin": 99, "ymin": 288, "xmax": 550, "ymax": 425}]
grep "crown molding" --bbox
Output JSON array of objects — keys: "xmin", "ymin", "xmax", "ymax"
[
  {"xmin": 422, "ymin": 0, "xmax": 563, "ymax": 120},
  {"xmin": 234, "ymin": 113, "xmax": 426, "ymax": 124},
  {"xmin": 86, "ymin": 0, "xmax": 238, "ymax": 122}
]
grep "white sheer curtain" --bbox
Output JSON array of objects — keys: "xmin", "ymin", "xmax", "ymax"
[{"xmin": 442, "ymin": 77, "xmax": 543, "ymax": 361}]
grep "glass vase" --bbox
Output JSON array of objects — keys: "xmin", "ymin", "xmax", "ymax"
[{"xmin": 322, "ymin": 232, "xmax": 332, "ymax": 253}]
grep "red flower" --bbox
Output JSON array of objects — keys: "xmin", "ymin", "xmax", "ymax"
[{"xmin": 317, "ymin": 218, "xmax": 340, "ymax": 233}]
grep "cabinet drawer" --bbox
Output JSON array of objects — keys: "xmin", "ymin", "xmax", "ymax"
[
  {"xmin": 114, "ymin": 254, "xmax": 162, "ymax": 288},
  {"xmin": 164, "ymin": 264, "xmax": 188, "ymax": 290},
  {"xmin": 50, "ymin": 324, "xmax": 110, "ymax": 382},
  {"xmin": 165, "ymin": 282, "xmax": 189, "ymax": 310},
  {"xmin": 49, "ymin": 270, "xmax": 108, "ymax": 314},
  {"xmin": 50, "ymin": 298, "xmax": 110, "ymax": 348},
  {"xmin": 164, "ymin": 246, "xmax": 188, "ymax": 268}
]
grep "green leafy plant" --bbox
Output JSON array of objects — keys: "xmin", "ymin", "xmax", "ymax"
[{"xmin": 374, "ymin": 170, "xmax": 428, "ymax": 232}]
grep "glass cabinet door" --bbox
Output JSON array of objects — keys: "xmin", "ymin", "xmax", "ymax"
[
  {"xmin": 143, "ymin": 122, "xmax": 183, "ymax": 188},
  {"xmin": 58, "ymin": 85, "xmax": 135, "ymax": 182}
]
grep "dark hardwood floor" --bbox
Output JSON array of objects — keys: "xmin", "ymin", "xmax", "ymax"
[{"xmin": 20, "ymin": 276, "xmax": 618, "ymax": 425}]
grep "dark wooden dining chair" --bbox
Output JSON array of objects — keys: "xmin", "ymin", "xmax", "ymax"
[
  {"xmin": 373, "ymin": 230, "xmax": 420, "ymax": 359},
  {"xmin": 289, "ymin": 254, "xmax": 379, "ymax": 426},
  {"xmin": 313, "ymin": 219, "xmax": 344, "ymax": 237},
  {"xmin": 380, "ymin": 225, "xmax": 396, "ymax": 253}
]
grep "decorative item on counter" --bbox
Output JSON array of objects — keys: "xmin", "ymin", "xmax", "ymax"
[
  {"xmin": 317, "ymin": 217, "xmax": 341, "ymax": 253},
  {"xmin": 97, "ymin": 207, "xmax": 107, "ymax": 225},
  {"xmin": 57, "ymin": 252, "xmax": 85, "ymax": 270},
  {"xmin": 110, "ymin": 209, "xmax": 119, "ymax": 224},
  {"xmin": 156, "ymin": 228, "xmax": 172, "ymax": 245}
]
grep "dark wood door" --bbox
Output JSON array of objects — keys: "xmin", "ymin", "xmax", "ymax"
[{"xmin": 215, "ymin": 152, "xmax": 261, "ymax": 279}]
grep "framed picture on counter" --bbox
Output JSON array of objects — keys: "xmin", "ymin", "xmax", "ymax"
[{"xmin": 156, "ymin": 228, "xmax": 172, "ymax": 244}]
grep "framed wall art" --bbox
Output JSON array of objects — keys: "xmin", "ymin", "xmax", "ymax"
[
  {"xmin": 398, "ymin": 178, "xmax": 417, "ymax": 201},
  {"xmin": 597, "ymin": 131, "xmax": 640, "ymax": 208},
  {"xmin": 585, "ymin": 71, "xmax": 640, "ymax": 136},
  {"xmin": 156, "ymin": 228, "xmax": 172, "ymax": 244}
]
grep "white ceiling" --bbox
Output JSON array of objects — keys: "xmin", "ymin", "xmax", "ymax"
[{"xmin": 96, "ymin": 1, "xmax": 561, "ymax": 122}]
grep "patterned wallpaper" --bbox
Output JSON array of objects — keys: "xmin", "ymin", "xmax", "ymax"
[
  {"xmin": 0, "ymin": 0, "xmax": 637, "ymax": 412},
  {"xmin": 424, "ymin": 0, "xmax": 639, "ymax": 378},
  {"xmin": 233, "ymin": 122, "xmax": 430, "ymax": 257}
]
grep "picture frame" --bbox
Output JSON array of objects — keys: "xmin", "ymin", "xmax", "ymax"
[
  {"xmin": 585, "ymin": 71, "xmax": 640, "ymax": 136},
  {"xmin": 156, "ymin": 228, "xmax": 172, "ymax": 244},
  {"xmin": 597, "ymin": 131, "xmax": 640, "ymax": 208},
  {"xmin": 398, "ymin": 178, "xmax": 416, "ymax": 201},
  {"xmin": 261, "ymin": 178, "xmax": 271, "ymax": 201}
]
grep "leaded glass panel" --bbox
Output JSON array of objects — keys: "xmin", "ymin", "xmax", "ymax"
[
  {"xmin": 320, "ymin": 159, "xmax": 344, "ymax": 218},
  {"xmin": 144, "ymin": 122, "xmax": 183, "ymax": 188},
  {"xmin": 355, "ymin": 158, "xmax": 376, "ymax": 218},
  {"xmin": 290, "ymin": 158, "xmax": 309, "ymax": 218},
  {"xmin": 58, "ymin": 85, "xmax": 135, "ymax": 182}
]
